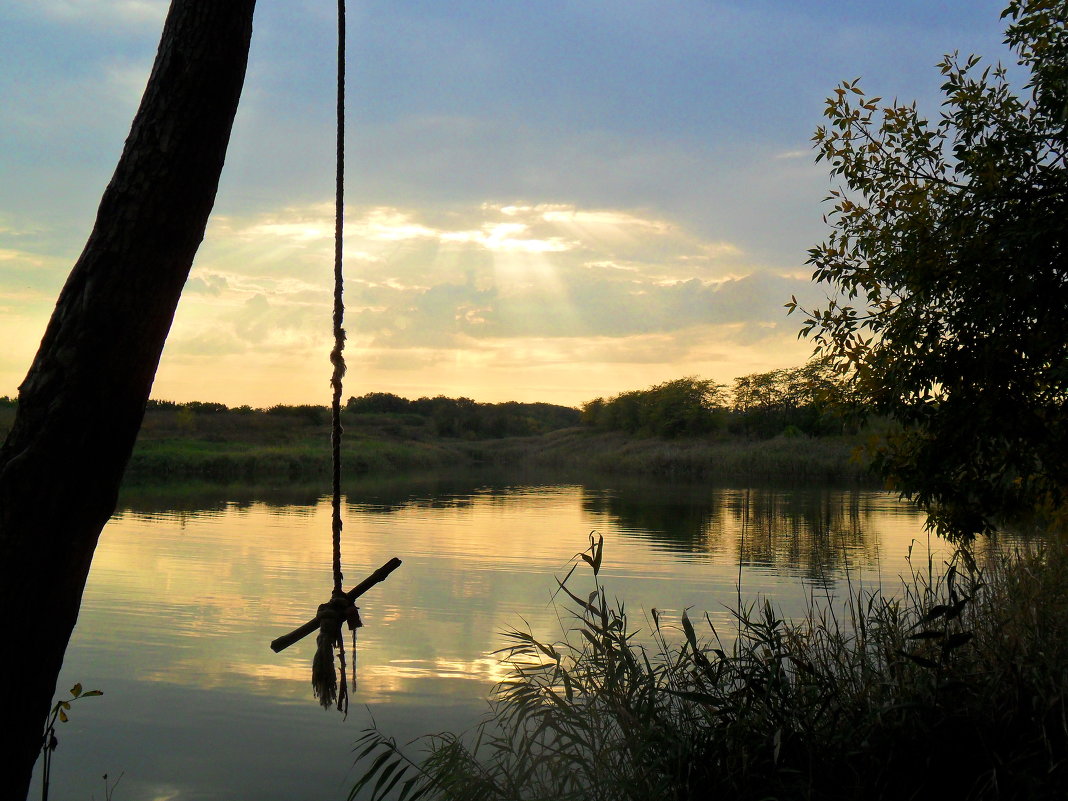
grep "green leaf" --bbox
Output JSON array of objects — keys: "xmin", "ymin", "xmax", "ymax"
[
  {"xmin": 681, "ymin": 610, "xmax": 700, "ymax": 654},
  {"xmin": 942, "ymin": 632, "xmax": 974, "ymax": 651},
  {"xmin": 664, "ymin": 688, "xmax": 722, "ymax": 706},
  {"xmin": 908, "ymin": 629, "xmax": 948, "ymax": 641},
  {"xmin": 899, "ymin": 650, "xmax": 940, "ymax": 670},
  {"xmin": 919, "ymin": 604, "xmax": 950, "ymax": 623}
]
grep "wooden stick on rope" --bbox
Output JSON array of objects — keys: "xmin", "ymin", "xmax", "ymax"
[{"xmin": 271, "ymin": 557, "xmax": 402, "ymax": 653}]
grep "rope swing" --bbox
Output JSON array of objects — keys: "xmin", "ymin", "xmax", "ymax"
[{"xmin": 270, "ymin": 0, "xmax": 401, "ymax": 716}]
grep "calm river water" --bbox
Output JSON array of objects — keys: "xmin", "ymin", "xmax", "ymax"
[{"xmin": 34, "ymin": 472, "xmax": 940, "ymax": 801}]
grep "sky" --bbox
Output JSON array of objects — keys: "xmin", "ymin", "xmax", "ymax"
[{"xmin": 0, "ymin": 0, "xmax": 1015, "ymax": 407}]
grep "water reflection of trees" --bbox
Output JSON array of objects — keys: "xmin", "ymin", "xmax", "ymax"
[
  {"xmin": 582, "ymin": 483, "xmax": 883, "ymax": 581},
  {"xmin": 581, "ymin": 486, "xmax": 727, "ymax": 555},
  {"xmin": 117, "ymin": 473, "xmax": 888, "ymax": 582},
  {"xmin": 116, "ymin": 469, "xmax": 560, "ymax": 517},
  {"xmin": 116, "ymin": 483, "xmax": 325, "ymax": 516},
  {"xmin": 731, "ymin": 488, "xmax": 878, "ymax": 584},
  {"xmin": 342, "ymin": 469, "xmax": 566, "ymax": 514}
]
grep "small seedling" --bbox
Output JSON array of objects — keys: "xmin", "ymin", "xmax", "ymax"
[
  {"xmin": 93, "ymin": 771, "xmax": 124, "ymax": 801},
  {"xmin": 40, "ymin": 682, "xmax": 103, "ymax": 801}
]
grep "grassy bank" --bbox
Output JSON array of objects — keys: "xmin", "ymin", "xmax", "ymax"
[
  {"xmin": 98, "ymin": 405, "xmax": 873, "ymax": 485},
  {"xmin": 467, "ymin": 428, "xmax": 870, "ymax": 484},
  {"xmin": 353, "ymin": 534, "xmax": 1068, "ymax": 801},
  {"xmin": 126, "ymin": 432, "xmax": 460, "ymax": 481},
  {"xmin": 127, "ymin": 427, "xmax": 870, "ymax": 485},
  {"xmin": 2, "ymin": 399, "xmax": 872, "ymax": 484},
  {"xmin": 123, "ymin": 406, "xmax": 466, "ymax": 481}
]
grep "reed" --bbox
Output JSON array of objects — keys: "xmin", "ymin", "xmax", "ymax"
[{"xmin": 351, "ymin": 533, "xmax": 1068, "ymax": 800}]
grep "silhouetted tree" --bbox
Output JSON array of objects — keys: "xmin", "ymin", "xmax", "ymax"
[
  {"xmin": 346, "ymin": 392, "xmax": 580, "ymax": 438},
  {"xmin": 729, "ymin": 362, "xmax": 845, "ymax": 437},
  {"xmin": 793, "ymin": 0, "xmax": 1068, "ymax": 536},
  {"xmin": 0, "ymin": 2, "xmax": 256, "ymax": 795},
  {"xmin": 347, "ymin": 391, "xmax": 412, "ymax": 414},
  {"xmin": 583, "ymin": 377, "xmax": 727, "ymax": 438}
]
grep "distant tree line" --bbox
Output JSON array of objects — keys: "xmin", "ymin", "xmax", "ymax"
[
  {"xmin": 345, "ymin": 393, "xmax": 581, "ymax": 438},
  {"xmin": 581, "ymin": 362, "xmax": 849, "ymax": 439},
  {"xmin": 142, "ymin": 395, "xmax": 582, "ymax": 439},
  {"xmin": 146, "ymin": 398, "xmax": 327, "ymax": 424}
]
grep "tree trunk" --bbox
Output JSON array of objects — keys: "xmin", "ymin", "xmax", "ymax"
[{"xmin": 0, "ymin": 1, "xmax": 256, "ymax": 796}]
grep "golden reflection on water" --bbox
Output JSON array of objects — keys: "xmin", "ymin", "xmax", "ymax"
[
  {"xmin": 51, "ymin": 475, "xmax": 937, "ymax": 800},
  {"xmin": 81, "ymin": 480, "xmax": 936, "ymax": 699}
]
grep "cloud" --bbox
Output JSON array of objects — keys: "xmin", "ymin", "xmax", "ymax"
[
  {"xmin": 0, "ymin": 197, "xmax": 820, "ymax": 405},
  {"xmin": 440, "ymin": 222, "xmax": 574, "ymax": 254},
  {"xmin": 174, "ymin": 201, "xmax": 820, "ymax": 369},
  {"xmin": 184, "ymin": 274, "xmax": 227, "ymax": 296},
  {"xmin": 0, "ymin": 195, "xmax": 823, "ymax": 405},
  {"xmin": 3, "ymin": 55, "xmax": 152, "ymax": 163},
  {"xmin": 0, "ymin": 242, "xmax": 71, "ymax": 302},
  {"xmin": 11, "ymin": 0, "xmax": 167, "ymax": 29},
  {"xmin": 0, "ymin": 248, "xmax": 44, "ymax": 267}
]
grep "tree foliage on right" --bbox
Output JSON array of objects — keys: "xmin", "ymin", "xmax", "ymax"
[{"xmin": 792, "ymin": 0, "xmax": 1067, "ymax": 538}]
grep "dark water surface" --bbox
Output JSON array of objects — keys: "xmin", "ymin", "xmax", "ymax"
[{"xmin": 34, "ymin": 472, "xmax": 939, "ymax": 800}]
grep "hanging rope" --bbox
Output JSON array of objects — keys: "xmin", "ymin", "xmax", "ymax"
[
  {"xmin": 330, "ymin": 0, "xmax": 346, "ymax": 601},
  {"xmin": 312, "ymin": 0, "xmax": 359, "ymax": 715},
  {"xmin": 267, "ymin": 0, "xmax": 400, "ymax": 717}
]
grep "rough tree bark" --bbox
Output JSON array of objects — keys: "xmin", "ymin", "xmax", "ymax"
[{"xmin": 0, "ymin": 1, "xmax": 256, "ymax": 796}]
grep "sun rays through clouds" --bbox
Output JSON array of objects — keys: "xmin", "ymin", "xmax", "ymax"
[{"xmin": 140, "ymin": 201, "xmax": 819, "ymax": 406}]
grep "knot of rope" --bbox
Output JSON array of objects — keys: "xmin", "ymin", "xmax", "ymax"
[{"xmin": 311, "ymin": 591, "xmax": 363, "ymax": 714}]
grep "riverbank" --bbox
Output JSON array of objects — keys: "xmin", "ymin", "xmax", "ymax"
[
  {"xmin": 466, "ymin": 427, "xmax": 868, "ymax": 483},
  {"xmin": 119, "ymin": 405, "xmax": 872, "ymax": 484},
  {"xmin": 1, "ymin": 396, "xmax": 874, "ymax": 485}
]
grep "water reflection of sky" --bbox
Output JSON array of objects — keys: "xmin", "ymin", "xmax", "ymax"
[{"xmin": 38, "ymin": 475, "xmax": 936, "ymax": 800}]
